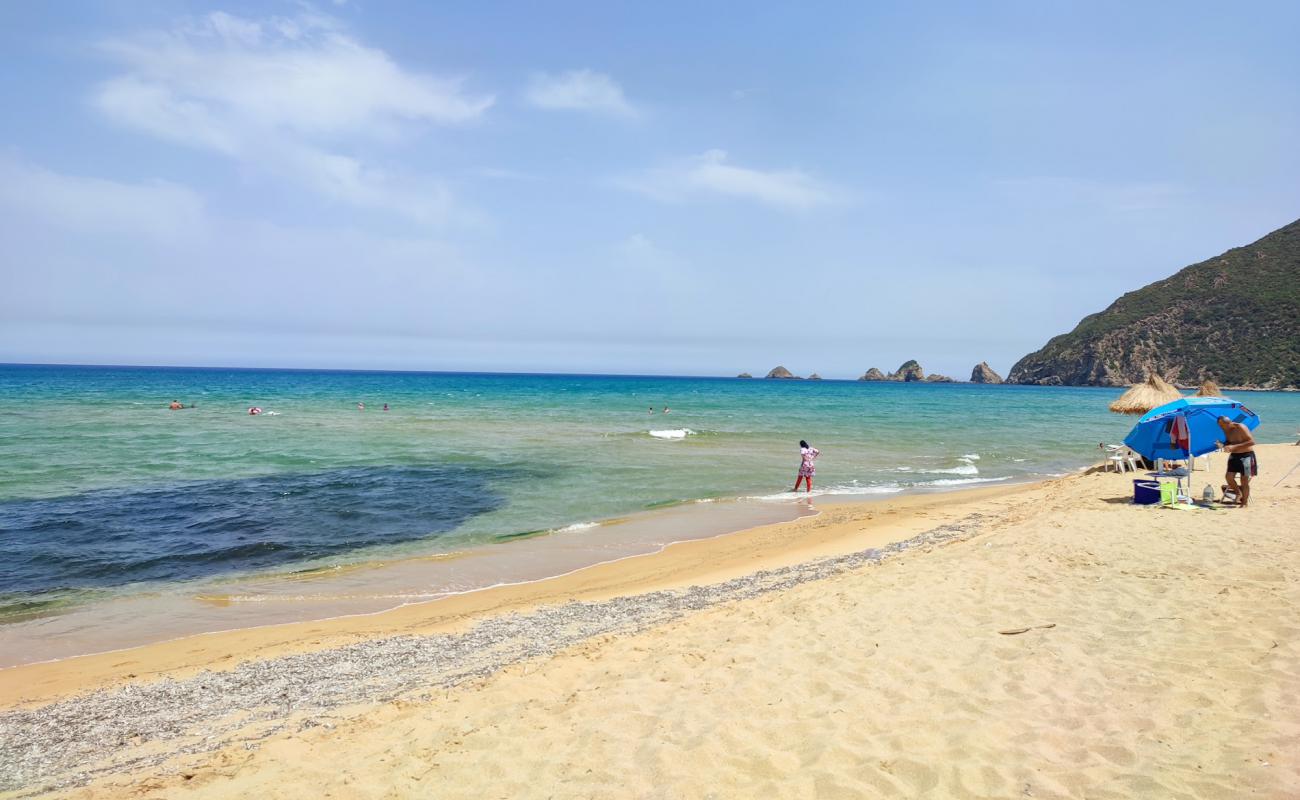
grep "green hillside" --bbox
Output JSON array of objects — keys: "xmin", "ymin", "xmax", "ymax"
[{"xmin": 1008, "ymin": 218, "xmax": 1300, "ymax": 388}]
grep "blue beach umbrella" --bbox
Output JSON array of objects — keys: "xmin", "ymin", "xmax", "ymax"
[{"xmin": 1122, "ymin": 396, "xmax": 1260, "ymax": 463}]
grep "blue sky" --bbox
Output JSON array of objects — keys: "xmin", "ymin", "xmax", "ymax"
[{"xmin": 1, "ymin": 1, "xmax": 1297, "ymax": 378}]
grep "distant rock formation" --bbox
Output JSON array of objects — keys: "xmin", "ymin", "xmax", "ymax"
[
  {"xmin": 736, "ymin": 372, "xmax": 753, "ymax": 379},
  {"xmin": 1008, "ymin": 218, "xmax": 1300, "ymax": 388},
  {"xmin": 808, "ymin": 373, "xmax": 823, "ymax": 380},
  {"xmin": 924, "ymin": 374, "xmax": 955, "ymax": 383},
  {"xmin": 859, "ymin": 362, "xmax": 927, "ymax": 381},
  {"xmin": 892, "ymin": 360, "xmax": 925, "ymax": 382},
  {"xmin": 970, "ymin": 362, "xmax": 1003, "ymax": 384},
  {"xmin": 765, "ymin": 366, "xmax": 798, "ymax": 379}
]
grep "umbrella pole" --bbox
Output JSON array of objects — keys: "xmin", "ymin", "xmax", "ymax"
[{"xmin": 1275, "ymin": 456, "xmax": 1300, "ymax": 487}]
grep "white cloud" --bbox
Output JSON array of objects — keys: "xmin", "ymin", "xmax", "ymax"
[
  {"xmin": 525, "ymin": 69, "xmax": 637, "ymax": 117},
  {"xmin": 0, "ymin": 157, "xmax": 487, "ymax": 340},
  {"xmin": 0, "ymin": 155, "xmax": 206, "ymax": 243},
  {"xmin": 620, "ymin": 150, "xmax": 838, "ymax": 210},
  {"xmin": 92, "ymin": 10, "xmax": 494, "ymax": 225},
  {"xmin": 278, "ymin": 146, "xmax": 460, "ymax": 227}
]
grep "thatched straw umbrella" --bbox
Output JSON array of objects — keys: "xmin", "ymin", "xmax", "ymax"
[
  {"xmin": 1108, "ymin": 374, "xmax": 1183, "ymax": 415},
  {"xmin": 1194, "ymin": 379, "xmax": 1223, "ymax": 397}
]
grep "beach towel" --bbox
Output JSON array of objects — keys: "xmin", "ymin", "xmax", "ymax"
[{"xmin": 1170, "ymin": 416, "xmax": 1190, "ymax": 453}]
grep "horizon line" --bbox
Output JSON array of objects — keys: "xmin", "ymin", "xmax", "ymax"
[{"xmin": 1, "ymin": 360, "xmax": 985, "ymax": 383}]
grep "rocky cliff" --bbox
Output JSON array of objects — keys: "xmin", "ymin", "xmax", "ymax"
[
  {"xmin": 858, "ymin": 361, "xmax": 928, "ymax": 382},
  {"xmin": 970, "ymin": 362, "xmax": 1003, "ymax": 384},
  {"xmin": 765, "ymin": 366, "xmax": 798, "ymax": 379},
  {"xmin": 892, "ymin": 360, "xmax": 925, "ymax": 382},
  {"xmin": 1008, "ymin": 219, "xmax": 1300, "ymax": 389}
]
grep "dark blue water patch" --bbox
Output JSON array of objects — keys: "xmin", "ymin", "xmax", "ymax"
[{"xmin": 0, "ymin": 465, "xmax": 522, "ymax": 606}]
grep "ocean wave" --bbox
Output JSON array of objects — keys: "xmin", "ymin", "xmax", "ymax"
[
  {"xmin": 749, "ymin": 484, "xmax": 905, "ymax": 501},
  {"xmin": 648, "ymin": 428, "xmax": 695, "ymax": 440},
  {"xmin": 822, "ymin": 484, "xmax": 907, "ymax": 496},
  {"xmin": 554, "ymin": 521, "xmax": 599, "ymax": 533},
  {"xmin": 930, "ymin": 463, "xmax": 979, "ymax": 476},
  {"xmin": 918, "ymin": 476, "xmax": 1012, "ymax": 487},
  {"xmin": 961, "ymin": 453, "xmax": 980, "ymax": 461}
]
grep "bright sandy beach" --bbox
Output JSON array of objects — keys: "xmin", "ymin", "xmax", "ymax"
[
  {"xmin": 5, "ymin": 3, "xmax": 1299, "ymax": 798},
  {"xmin": 3, "ymin": 443, "xmax": 1299, "ymax": 799}
]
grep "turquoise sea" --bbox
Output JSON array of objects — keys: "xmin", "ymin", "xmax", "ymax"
[{"xmin": 3, "ymin": 364, "xmax": 1298, "ymax": 663}]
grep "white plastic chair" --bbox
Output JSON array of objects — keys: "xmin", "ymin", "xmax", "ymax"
[{"xmin": 1104, "ymin": 445, "xmax": 1138, "ymax": 473}]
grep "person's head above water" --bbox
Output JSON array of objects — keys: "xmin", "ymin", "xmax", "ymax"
[{"xmin": 799, "ymin": 440, "xmax": 809, "ymax": 449}]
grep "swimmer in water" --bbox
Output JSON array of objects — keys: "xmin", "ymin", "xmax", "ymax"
[
  {"xmin": 169, "ymin": 400, "xmax": 183, "ymax": 410},
  {"xmin": 248, "ymin": 407, "xmax": 263, "ymax": 416},
  {"xmin": 383, "ymin": 403, "xmax": 389, "ymax": 411},
  {"xmin": 358, "ymin": 402, "xmax": 365, "ymax": 411},
  {"xmin": 663, "ymin": 406, "xmax": 670, "ymax": 414}
]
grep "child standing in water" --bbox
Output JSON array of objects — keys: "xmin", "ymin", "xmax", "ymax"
[{"xmin": 793, "ymin": 440, "xmax": 819, "ymax": 493}]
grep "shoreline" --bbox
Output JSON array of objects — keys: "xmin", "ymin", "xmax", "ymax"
[
  {"xmin": 0, "ymin": 471, "xmax": 1046, "ymax": 672},
  {"xmin": 2, "ymin": 444, "xmax": 1298, "ymax": 797},
  {"xmin": 0, "ymin": 475, "xmax": 1044, "ymax": 707}
]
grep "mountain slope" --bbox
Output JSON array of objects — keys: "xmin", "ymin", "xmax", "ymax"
[{"xmin": 1008, "ymin": 218, "xmax": 1300, "ymax": 388}]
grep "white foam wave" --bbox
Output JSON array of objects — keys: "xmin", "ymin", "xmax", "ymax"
[
  {"xmin": 961, "ymin": 453, "xmax": 981, "ymax": 461},
  {"xmin": 749, "ymin": 484, "xmax": 904, "ymax": 501},
  {"xmin": 555, "ymin": 521, "xmax": 599, "ymax": 533},
  {"xmin": 823, "ymin": 485, "xmax": 906, "ymax": 496},
  {"xmin": 649, "ymin": 428, "xmax": 695, "ymax": 439},
  {"xmin": 931, "ymin": 464, "xmax": 979, "ymax": 476},
  {"xmin": 920, "ymin": 476, "xmax": 1012, "ymax": 487}
]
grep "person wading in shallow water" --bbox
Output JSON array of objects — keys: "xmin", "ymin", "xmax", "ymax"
[
  {"xmin": 1217, "ymin": 416, "xmax": 1258, "ymax": 508},
  {"xmin": 793, "ymin": 440, "xmax": 820, "ymax": 494}
]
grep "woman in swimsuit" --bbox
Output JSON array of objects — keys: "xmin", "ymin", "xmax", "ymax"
[{"xmin": 793, "ymin": 440, "xmax": 820, "ymax": 493}]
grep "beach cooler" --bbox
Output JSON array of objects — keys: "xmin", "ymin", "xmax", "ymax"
[{"xmin": 1132, "ymin": 480, "xmax": 1161, "ymax": 505}]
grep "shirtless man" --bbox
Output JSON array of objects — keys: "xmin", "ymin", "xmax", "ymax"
[{"xmin": 1216, "ymin": 416, "xmax": 1257, "ymax": 508}]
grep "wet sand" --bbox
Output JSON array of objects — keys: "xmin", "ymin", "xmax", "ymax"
[{"xmin": 0, "ymin": 496, "xmax": 818, "ymax": 668}]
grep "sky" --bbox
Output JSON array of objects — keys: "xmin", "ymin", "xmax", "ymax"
[{"xmin": 1, "ymin": 1, "xmax": 1298, "ymax": 379}]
